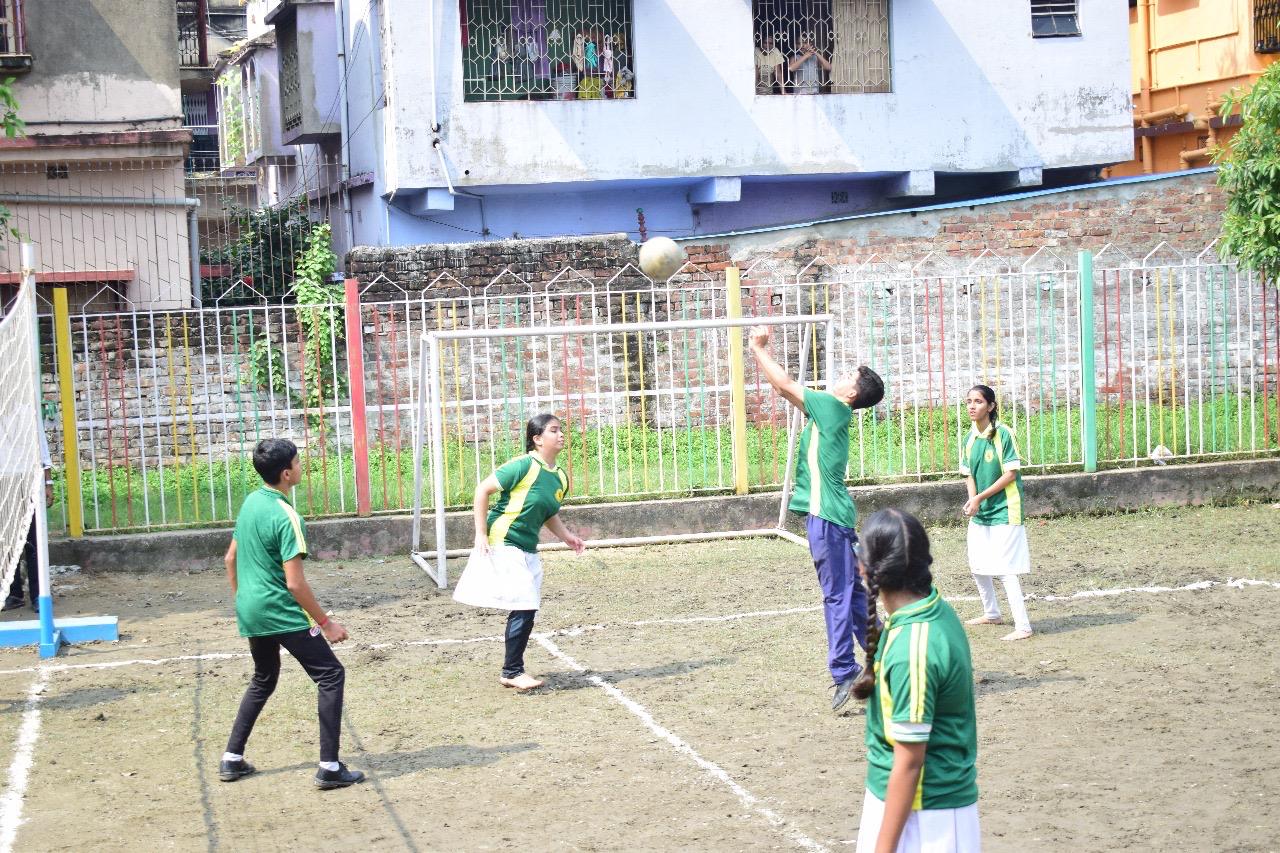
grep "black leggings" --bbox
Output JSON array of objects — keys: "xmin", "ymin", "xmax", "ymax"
[
  {"xmin": 226, "ymin": 628, "xmax": 345, "ymax": 762},
  {"xmin": 503, "ymin": 610, "xmax": 537, "ymax": 678}
]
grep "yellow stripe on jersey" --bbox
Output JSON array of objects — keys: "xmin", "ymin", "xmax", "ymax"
[
  {"xmin": 993, "ymin": 429, "xmax": 1023, "ymax": 525},
  {"xmin": 488, "ymin": 461, "xmax": 542, "ymax": 546},
  {"xmin": 275, "ymin": 498, "xmax": 308, "ymax": 554},
  {"xmin": 878, "ymin": 626, "xmax": 904, "ymax": 745},
  {"xmin": 806, "ymin": 422, "xmax": 822, "ymax": 518},
  {"xmin": 961, "ymin": 430, "xmax": 979, "ymax": 473},
  {"xmin": 913, "ymin": 622, "xmax": 930, "ymax": 722},
  {"xmin": 908, "ymin": 621, "xmax": 930, "ymax": 810}
]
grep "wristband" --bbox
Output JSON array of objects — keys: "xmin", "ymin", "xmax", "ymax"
[{"xmin": 317, "ymin": 616, "xmax": 329, "ymax": 629}]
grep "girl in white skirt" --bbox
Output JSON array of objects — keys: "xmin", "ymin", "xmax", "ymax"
[
  {"xmin": 960, "ymin": 385, "xmax": 1032, "ymax": 641},
  {"xmin": 853, "ymin": 509, "xmax": 981, "ymax": 852},
  {"xmin": 453, "ymin": 414, "xmax": 586, "ymax": 690}
]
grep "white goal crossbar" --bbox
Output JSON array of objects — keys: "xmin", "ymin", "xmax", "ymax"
[{"xmin": 410, "ymin": 313, "xmax": 832, "ymax": 587}]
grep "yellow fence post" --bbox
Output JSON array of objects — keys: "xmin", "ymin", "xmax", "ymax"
[
  {"xmin": 53, "ymin": 288, "xmax": 82, "ymax": 537},
  {"xmin": 726, "ymin": 266, "xmax": 749, "ymax": 495}
]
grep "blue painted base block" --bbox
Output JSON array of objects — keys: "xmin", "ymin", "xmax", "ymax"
[{"xmin": 0, "ymin": 615, "xmax": 119, "ymax": 652}]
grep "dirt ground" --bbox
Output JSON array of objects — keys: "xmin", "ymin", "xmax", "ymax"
[{"xmin": 0, "ymin": 503, "xmax": 1278, "ymax": 852}]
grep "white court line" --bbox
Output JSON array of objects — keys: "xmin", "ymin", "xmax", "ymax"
[
  {"xmin": 1, "ymin": 577, "xmax": 1277, "ymax": 677},
  {"xmin": 535, "ymin": 635, "xmax": 829, "ymax": 853},
  {"xmin": 0, "ymin": 668, "xmax": 48, "ymax": 853}
]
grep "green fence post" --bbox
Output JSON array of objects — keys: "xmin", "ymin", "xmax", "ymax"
[{"xmin": 1078, "ymin": 250, "xmax": 1098, "ymax": 472}]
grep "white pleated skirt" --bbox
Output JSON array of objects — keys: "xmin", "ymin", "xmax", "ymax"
[
  {"xmin": 452, "ymin": 545, "xmax": 543, "ymax": 611},
  {"xmin": 856, "ymin": 788, "xmax": 981, "ymax": 853},
  {"xmin": 966, "ymin": 522, "xmax": 1030, "ymax": 577}
]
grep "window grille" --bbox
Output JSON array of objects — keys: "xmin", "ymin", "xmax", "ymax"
[
  {"xmin": 0, "ymin": 0, "xmax": 26, "ymax": 55},
  {"xmin": 1256, "ymin": 1, "xmax": 1280, "ymax": 53},
  {"xmin": 752, "ymin": 0, "xmax": 890, "ymax": 96},
  {"xmin": 461, "ymin": 1, "xmax": 636, "ymax": 102},
  {"xmin": 1031, "ymin": 1, "xmax": 1080, "ymax": 38}
]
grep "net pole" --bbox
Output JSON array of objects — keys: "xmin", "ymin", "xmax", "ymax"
[
  {"xmin": 428, "ymin": 333, "xmax": 448, "ymax": 588},
  {"xmin": 410, "ymin": 338, "xmax": 430, "ymax": 554},
  {"xmin": 22, "ymin": 244, "xmax": 59, "ymax": 655},
  {"xmin": 776, "ymin": 323, "xmax": 814, "ymax": 529}
]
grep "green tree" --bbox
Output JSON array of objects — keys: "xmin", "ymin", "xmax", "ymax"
[
  {"xmin": 0, "ymin": 76, "xmax": 24, "ymax": 234},
  {"xmin": 1215, "ymin": 61, "xmax": 1280, "ymax": 283}
]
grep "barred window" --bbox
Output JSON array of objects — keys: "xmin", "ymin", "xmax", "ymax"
[
  {"xmin": 461, "ymin": 1, "xmax": 636, "ymax": 102},
  {"xmin": 752, "ymin": 0, "xmax": 890, "ymax": 96},
  {"xmin": 1031, "ymin": 1, "xmax": 1081, "ymax": 38},
  {"xmin": 1256, "ymin": 1, "xmax": 1280, "ymax": 53}
]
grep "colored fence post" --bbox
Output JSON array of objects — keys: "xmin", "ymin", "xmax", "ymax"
[
  {"xmin": 344, "ymin": 278, "xmax": 371, "ymax": 517},
  {"xmin": 727, "ymin": 266, "xmax": 749, "ymax": 495},
  {"xmin": 53, "ymin": 288, "xmax": 83, "ymax": 538},
  {"xmin": 1078, "ymin": 250, "xmax": 1098, "ymax": 473}
]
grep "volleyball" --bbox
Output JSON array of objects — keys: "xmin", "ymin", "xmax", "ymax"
[{"xmin": 638, "ymin": 237, "xmax": 685, "ymax": 280}]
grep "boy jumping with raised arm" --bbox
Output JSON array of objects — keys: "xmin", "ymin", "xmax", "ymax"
[
  {"xmin": 749, "ymin": 326, "xmax": 884, "ymax": 713},
  {"xmin": 219, "ymin": 438, "xmax": 365, "ymax": 789}
]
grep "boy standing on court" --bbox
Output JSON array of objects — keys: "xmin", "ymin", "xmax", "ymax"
[
  {"xmin": 219, "ymin": 438, "xmax": 365, "ymax": 789},
  {"xmin": 749, "ymin": 326, "xmax": 884, "ymax": 713}
]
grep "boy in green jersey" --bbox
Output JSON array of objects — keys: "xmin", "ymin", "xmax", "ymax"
[
  {"xmin": 851, "ymin": 509, "xmax": 979, "ymax": 851},
  {"xmin": 749, "ymin": 325, "xmax": 884, "ymax": 712},
  {"xmin": 220, "ymin": 438, "xmax": 365, "ymax": 789}
]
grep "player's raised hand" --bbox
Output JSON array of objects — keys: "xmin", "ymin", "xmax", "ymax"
[{"xmin": 748, "ymin": 325, "xmax": 771, "ymax": 348}]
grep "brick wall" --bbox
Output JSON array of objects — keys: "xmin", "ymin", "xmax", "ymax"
[{"xmin": 683, "ymin": 170, "xmax": 1225, "ymax": 270}]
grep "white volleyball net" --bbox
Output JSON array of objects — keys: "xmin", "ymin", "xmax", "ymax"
[{"xmin": 0, "ymin": 278, "xmax": 41, "ymax": 595}]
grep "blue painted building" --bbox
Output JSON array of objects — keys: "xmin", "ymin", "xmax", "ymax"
[{"xmin": 255, "ymin": 0, "xmax": 1133, "ymax": 250}]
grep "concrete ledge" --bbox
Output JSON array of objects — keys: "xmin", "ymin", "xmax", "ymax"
[{"xmin": 50, "ymin": 458, "xmax": 1280, "ymax": 572}]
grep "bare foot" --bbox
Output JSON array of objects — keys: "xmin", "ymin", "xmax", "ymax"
[
  {"xmin": 965, "ymin": 616, "xmax": 1003, "ymax": 626},
  {"xmin": 1000, "ymin": 629, "xmax": 1033, "ymax": 641},
  {"xmin": 500, "ymin": 673, "xmax": 545, "ymax": 690}
]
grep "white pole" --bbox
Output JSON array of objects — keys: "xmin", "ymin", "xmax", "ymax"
[
  {"xmin": 428, "ymin": 333, "xmax": 448, "ymax": 587},
  {"xmin": 776, "ymin": 323, "xmax": 814, "ymax": 529},
  {"xmin": 22, "ymin": 244, "xmax": 56, "ymax": 655},
  {"xmin": 410, "ymin": 340, "xmax": 430, "ymax": 554}
]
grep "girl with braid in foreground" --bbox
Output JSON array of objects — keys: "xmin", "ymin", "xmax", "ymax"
[{"xmin": 853, "ymin": 509, "xmax": 980, "ymax": 853}]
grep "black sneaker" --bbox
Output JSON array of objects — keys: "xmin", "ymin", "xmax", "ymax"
[
  {"xmin": 218, "ymin": 758, "xmax": 256, "ymax": 782},
  {"xmin": 1, "ymin": 596, "xmax": 24, "ymax": 612},
  {"xmin": 314, "ymin": 763, "xmax": 365, "ymax": 790},
  {"xmin": 830, "ymin": 665, "xmax": 864, "ymax": 714},
  {"xmin": 831, "ymin": 678, "xmax": 855, "ymax": 713}
]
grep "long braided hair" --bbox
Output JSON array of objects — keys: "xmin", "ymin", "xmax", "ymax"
[{"xmin": 852, "ymin": 508, "xmax": 935, "ymax": 701}]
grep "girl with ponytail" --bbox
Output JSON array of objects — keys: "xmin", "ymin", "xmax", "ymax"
[
  {"xmin": 960, "ymin": 384, "xmax": 1034, "ymax": 641},
  {"xmin": 853, "ymin": 509, "xmax": 979, "ymax": 853}
]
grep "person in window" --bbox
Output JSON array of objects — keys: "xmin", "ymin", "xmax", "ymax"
[
  {"xmin": 755, "ymin": 34, "xmax": 784, "ymax": 95},
  {"xmin": 787, "ymin": 37, "xmax": 831, "ymax": 95}
]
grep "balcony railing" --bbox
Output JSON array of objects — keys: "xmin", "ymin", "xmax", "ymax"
[{"xmin": 1257, "ymin": 1, "xmax": 1280, "ymax": 53}]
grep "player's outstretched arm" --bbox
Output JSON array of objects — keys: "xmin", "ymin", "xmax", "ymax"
[
  {"xmin": 283, "ymin": 557, "xmax": 348, "ymax": 643},
  {"xmin": 747, "ymin": 326, "xmax": 805, "ymax": 408},
  {"xmin": 545, "ymin": 514, "xmax": 585, "ymax": 555}
]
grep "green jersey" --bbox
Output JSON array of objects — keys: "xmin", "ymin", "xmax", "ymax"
[
  {"xmin": 960, "ymin": 423, "xmax": 1024, "ymax": 526},
  {"xmin": 865, "ymin": 587, "xmax": 978, "ymax": 811},
  {"xmin": 232, "ymin": 485, "xmax": 312, "ymax": 638},
  {"xmin": 787, "ymin": 389, "xmax": 857, "ymax": 529},
  {"xmin": 487, "ymin": 453, "xmax": 569, "ymax": 553}
]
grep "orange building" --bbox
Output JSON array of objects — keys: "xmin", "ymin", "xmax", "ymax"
[{"xmin": 1111, "ymin": 0, "xmax": 1278, "ymax": 177}]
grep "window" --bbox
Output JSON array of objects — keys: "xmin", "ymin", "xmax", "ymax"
[
  {"xmin": 460, "ymin": 1, "xmax": 636, "ymax": 102},
  {"xmin": 752, "ymin": 0, "xmax": 890, "ymax": 96},
  {"xmin": 1256, "ymin": 1, "xmax": 1280, "ymax": 53},
  {"xmin": 0, "ymin": 0, "xmax": 29, "ymax": 70},
  {"xmin": 1031, "ymin": 1, "xmax": 1081, "ymax": 38}
]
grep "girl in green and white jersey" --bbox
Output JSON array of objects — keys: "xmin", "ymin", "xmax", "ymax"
[{"xmin": 960, "ymin": 384, "xmax": 1033, "ymax": 641}]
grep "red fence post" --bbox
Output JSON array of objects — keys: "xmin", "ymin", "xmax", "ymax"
[{"xmin": 345, "ymin": 278, "xmax": 372, "ymax": 517}]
